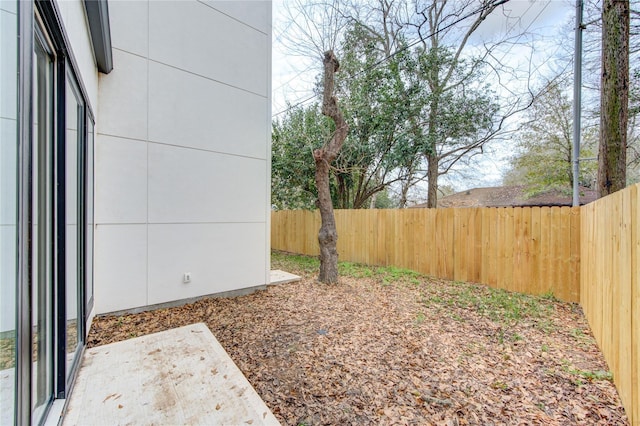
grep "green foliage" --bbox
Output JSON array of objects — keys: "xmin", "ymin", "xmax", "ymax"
[
  {"xmin": 504, "ymin": 82, "xmax": 598, "ymax": 194},
  {"xmin": 628, "ymin": 67, "xmax": 640, "ymax": 183},
  {"xmin": 271, "ymin": 20, "xmax": 501, "ymax": 210},
  {"xmin": 272, "ymin": 251, "xmax": 566, "ymax": 347},
  {"xmin": 560, "ymin": 359, "xmax": 613, "ymax": 382},
  {"xmin": 423, "ymin": 281, "xmax": 553, "ymax": 326},
  {"xmin": 372, "ymin": 189, "xmax": 395, "ymax": 209},
  {"xmin": 631, "ymin": 67, "xmax": 640, "ymax": 118},
  {"xmin": 491, "ymin": 381, "xmax": 508, "ymax": 390},
  {"xmin": 272, "ymin": 251, "xmax": 555, "ymax": 329},
  {"xmin": 338, "ymin": 261, "xmax": 374, "ymax": 278},
  {"xmin": 0, "ymin": 336, "xmax": 15, "ymax": 369},
  {"xmin": 271, "ymin": 250, "xmax": 424, "ymax": 283},
  {"xmin": 540, "ymin": 291, "xmax": 558, "ymax": 302},
  {"xmin": 332, "ymin": 24, "xmax": 429, "ymax": 208},
  {"xmin": 461, "ymin": 288, "xmax": 549, "ymax": 323},
  {"xmin": 271, "ymin": 105, "xmax": 332, "ymax": 210},
  {"xmin": 339, "ymin": 261, "xmax": 423, "ymax": 284},
  {"xmin": 271, "ymin": 251, "xmax": 320, "ymax": 275},
  {"xmin": 417, "ymin": 47, "xmax": 498, "ymax": 148},
  {"xmin": 271, "ymin": 24, "xmax": 427, "ymax": 210}
]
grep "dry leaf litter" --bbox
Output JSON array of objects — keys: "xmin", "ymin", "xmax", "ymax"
[{"xmin": 88, "ymin": 252, "xmax": 628, "ymax": 425}]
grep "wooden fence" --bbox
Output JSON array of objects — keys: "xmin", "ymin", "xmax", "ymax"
[
  {"xmin": 272, "ymin": 206, "xmax": 581, "ymax": 302},
  {"xmin": 581, "ymin": 184, "xmax": 639, "ymax": 426},
  {"xmin": 271, "ymin": 183, "xmax": 640, "ymax": 424}
]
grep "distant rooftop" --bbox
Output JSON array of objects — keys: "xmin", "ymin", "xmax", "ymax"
[{"xmin": 410, "ymin": 185, "xmax": 597, "ymax": 208}]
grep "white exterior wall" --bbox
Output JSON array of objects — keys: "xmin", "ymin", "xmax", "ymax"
[
  {"xmin": 0, "ymin": 0, "xmax": 18, "ymax": 333},
  {"xmin": 94, "ymin": 0, "xmax": 272, "ymax": 314},
  {"xmin": 56, "ymin": 0, "xmax": 99, "ymax": 111}
]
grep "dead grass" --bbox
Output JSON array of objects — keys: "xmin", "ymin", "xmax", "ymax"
[{"xmin": 88, "ymin": 251, "xmax": 628, "ymax": 425}]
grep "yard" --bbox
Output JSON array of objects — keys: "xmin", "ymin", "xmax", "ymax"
[{"xmin": 88, "ymin": 251, "xmax": 628, "ymax": 425}]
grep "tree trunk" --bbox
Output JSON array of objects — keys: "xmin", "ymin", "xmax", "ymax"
[
  {"xmin": 314, "ymin": 51, "xmax": 348, "ymax": 283},
  {"xmin": 425, "ymin": 93, "xmax": 439, "ymax": 208},
  {"xmin": 598, "ymin": 0, "xmax": 629, "ymax": 197},
  {"xmin": 567, "ymin": 150, "xmax": 573, "ymax": 187},
  {"xmin": 336, "ymin": 174, "xmax": 348, "ymax": 209},
  {"xmin": 369, "ymin": 193, "xmax": 377, "ymax": 209},
  {"xmin": 315, "ymin": 153, "xmax": 339, "ymax": 282},
  {"xmin": 426, "ymin": 153, "xmax": 439, "ymax": 208},
  {"xmin": 399, "ymin": 181, "xmax": 410, "ymax": 208}
]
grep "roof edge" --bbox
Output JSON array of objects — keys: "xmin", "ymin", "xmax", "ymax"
[{"xmin": 84, "ymin": 0, "xmax": 113, "ymax": 73}]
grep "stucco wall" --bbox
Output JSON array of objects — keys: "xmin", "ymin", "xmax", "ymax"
[
  {"xmin": 56, "ymin": 0, "xmax": 99, "ymax": 111},
  {"xmin": 94, "ymin": 0, "xmax": 272, "ymax": 314},
  {"xmin": 0, "ymin": 0, "xmax": 17, "ymax": 333}
]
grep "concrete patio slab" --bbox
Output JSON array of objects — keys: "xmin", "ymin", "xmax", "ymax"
[
  {"xmin": 1, "ymin": 367, "xmax": 14, "ymax": 425},
  {"xmin": 61, "ymin": 323, "xmax": 279, "ymax": 425},
  {"xmin": 270, "ymin": 270, "xmax": 301, "ymax": 285}
]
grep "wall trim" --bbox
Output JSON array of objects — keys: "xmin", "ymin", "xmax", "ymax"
[
  {"xmin": 83, "ymin": 0, "xmax": 113, "ymax": 73},
  {"xmin": 95, "ymin": 285, "xmax": 268, "ymax": 318}
]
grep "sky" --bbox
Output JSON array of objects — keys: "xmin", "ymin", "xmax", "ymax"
[{"xmin": 270, "ymin": 0, "xmax": 579, "ymax": 195}]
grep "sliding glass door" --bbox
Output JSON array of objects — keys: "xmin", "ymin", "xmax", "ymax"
[
  {"xmin": 64, "ymin": 73, "xmax": 84, "ymax": 380},
  {"xmin": 85, "ymin": 119, "xmax": 94, "ymax": 316},
  {"xmin": 31, "ymin": 24, "xmax": 55, "ymax": 423},
  {"xmin": 4, "ymin": 3, "xmax": 96, "ymax": 423}
]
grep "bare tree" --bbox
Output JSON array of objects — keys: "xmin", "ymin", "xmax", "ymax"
[
  {"xmin": 410, "ymin": 0, "xmax": 531, "ymax": 207},
  {"xmin": 276, "ymin": 1, "xmax": 348, "ymax": 282},
  {"xmin": 343, "ymin": 0, "xmax": 543, "ymax": 207},
  {"xmin": 598, "ymin": 0, "xmax": 630, "ymax": 196},
  {"xmin": 314, "ymin": 51, "xmax": 348, "ymax": 283},
  {"xmin": 356, "ymin": 1, "xmax": 547, "ymax": 207}
]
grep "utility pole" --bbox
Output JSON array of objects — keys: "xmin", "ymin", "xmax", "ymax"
[{"xmin": 572, "ymin": 0, "xmax": 584, "ymax": 207}]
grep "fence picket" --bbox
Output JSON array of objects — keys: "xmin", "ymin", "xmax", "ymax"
[
  {"xmin": 530, "ymin": 207, "xmax": 541, "ymax": 296},
  {"xmin": 272, "ymin": 205, "xmax": 581, "ymax": 300},
  {"xmin": 631, "ymin": 185, "xmax": 639, "ymax": 426},
  {"xmin": 579, "ymin": 184, "xmax": 638, "ymax": 426},
  {"xmin": 488, "ymin": 208, "xmax": 498, "ymax": 286},
  {"xmin": 513, "ymin": 208, "xmax": 524, "ymax": 294}
]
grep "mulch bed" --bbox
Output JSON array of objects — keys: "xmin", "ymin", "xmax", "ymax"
[{"xmin": 88, "ymin": 256, "xmax": 628, "ymax": 425}]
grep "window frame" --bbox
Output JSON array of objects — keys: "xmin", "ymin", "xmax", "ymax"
[{"xmin": 13, "ymin": 1, "xmax": 97, "ymax": 423}]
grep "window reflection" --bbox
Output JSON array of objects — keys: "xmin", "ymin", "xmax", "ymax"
[
  {"xmin": 86, "ymin": 119, "xmax": 94, "ymax": 313},
  {"xmin": 65, "ymin": 76, "xmax": 83, "ymax": 376},
  {"xmin": 31, "ymin": 22, "xmax": 54, "ymax": 425}
]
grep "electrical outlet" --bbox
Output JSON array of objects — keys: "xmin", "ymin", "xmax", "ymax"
[{"xmin": 183, "ymin": 272, "xmax": 191, "ymax": 283}]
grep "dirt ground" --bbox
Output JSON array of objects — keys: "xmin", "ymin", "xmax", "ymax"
[{"xmin": 88, "ymin": 253, "xmax": 628, "ymax": 425}]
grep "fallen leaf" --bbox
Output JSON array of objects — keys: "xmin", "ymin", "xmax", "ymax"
[{"xmin": 85, "ymin": 261, "xmax": 628, "ymax": 426}]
